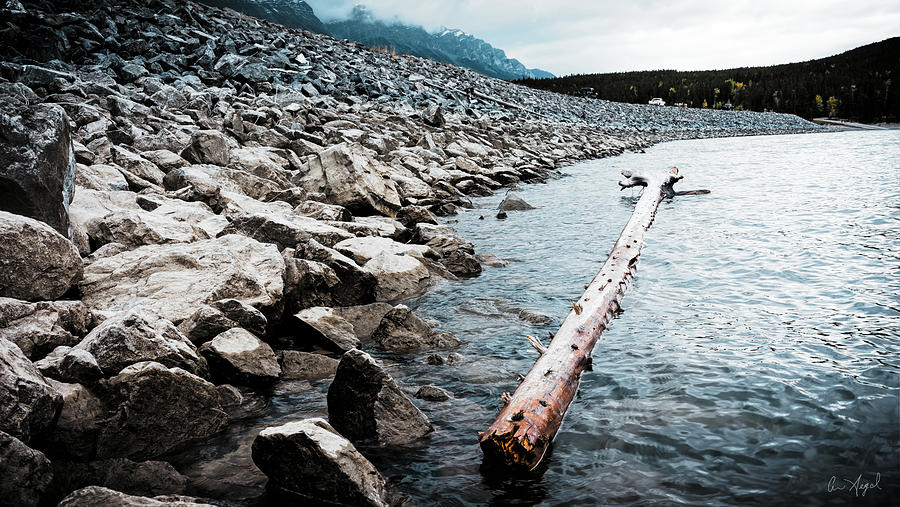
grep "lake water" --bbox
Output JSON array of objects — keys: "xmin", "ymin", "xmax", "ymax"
[{"xmin": 181, "ymin": 130, "xmax": 900, "ymax": 506}]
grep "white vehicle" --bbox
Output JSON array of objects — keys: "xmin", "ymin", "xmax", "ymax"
[{"xmin": 648, "ymin": 98, "xmax": 665, "ymax": 106}]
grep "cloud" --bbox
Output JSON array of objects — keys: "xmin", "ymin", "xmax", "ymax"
[{"xmin": 305, "ymin": 0, "xmax": 900, "ymax": 76}]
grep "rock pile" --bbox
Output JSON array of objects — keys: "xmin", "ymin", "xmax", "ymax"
[{"xmin": 0, "ymin": 0, "xmax": 822, "ymax": 504}]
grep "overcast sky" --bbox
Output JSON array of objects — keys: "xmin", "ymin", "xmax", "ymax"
[{"xmin": 305, "ymin": 0, "xmax": 900, "ymax": 76}]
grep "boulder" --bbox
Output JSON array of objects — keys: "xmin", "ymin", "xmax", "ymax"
[
  {"xmin": 0, "ymin": 430, "xmax": 53, "ymax": 507},
  {"xmin": 327, "ymin": 349, "xmax": 432, "ymax": 445},
  {"xmin": 75, "ymin": 164, "xmax": 128, "ymax": 191},
  {"xmin": 421, "ymin": 103, "xmax": 445, "ymax": 128},
  {"xmin": 441, "ymin": 249, "xmax": 482, "ymax": 278},
  {"xmin": 0, "ymin": 297, "xmax": 89, "ymax": 360},
  {"xmin": 50, "ymin": 458, "xmax": 188, "ymax": 500},
  {"xmin": 80, "ymin": 234, "xmax": 284, "ymax": 325},
  {"xmin": 218, "ymin": 212, "xmax": 353, "ymax": 250},
  {"xmin": 415, "ymin": 385, "xmax": 452, "ymax": 402},
  {"xmin": 228, "ymin": 147, "xmax": 293, "ymax": 188},
  {"xmin": 291, "ymin": 307, "xmax": 359, "ymax": 353},
  {"xmin": 40, "ymin": 379, "xmax": 105, "ymax": 460},
  {"xmin": 73, "ymin": 308, "xmax": 208, "ymax": 378},
  {"xmin": 293, "ymin": 200, "xmax": 352, "ymax": 222},
  {"xmin": 199, "ymin": 328, "xmax": 280, "ymax": 386},
  {"xmin": 297, "ymin": 143, "xmax": 401, "ymax": 217},
  {"xmin": 362, "ymin": 252, "xmax": 431, "ymax": 302},
  {"xmin": 498, "ymin": 192, "xmax": 536, "ymax": 211},
  {"xmin": 58, "ymin": 486, "xmax": 213, "ymax": 507},
  {"xmin": 140, "ymin": 150, "xmax": 189, "ymax": 172},
  {"xmin": 0, "ymin": 102, "xmax": 75, "ymax": 237},
  {"xmin": 111, "ymin": 146, "xmax": 165, "ymax": 187},
  {"xmin": 0, "ymin": 337, "xmax": 62, "ymax": 443},
  {"xmin": 279, "ymin": 351, "xmax": 339, "ymax": 380},
  {"xmin": 331, "ymin": 303, "xmax": 394, "ymax": 342},
  {"xmin": 251, "ymin": 418, "xmax": 388, "ymax": 507},
  {"xmin": 0, "ymin": 211, "xmax": 83, "ymax": 301},
  {"xmin": 34, "ymin": 347, "xmax": 103, "ymax": 384},
  {"xmin": 179, "ymin": 130, "xmax": 232, "ymax": 167},
  {"xmin": 333, "ymin": 236, "xmax": 434, "ymax": 266},
  {"xmin": 371, "ymin": 305, "xmax": 461, "ymax": 353},
  {"xmin": 165, "ymin": 165, "xmax": 285, "ymax": 201},
  {"xmin": 96, "ymin": 362, "xmax": 227, "ymax": 460},
  {"xmin": 283, "ymin": 241, "xmax": 376, "ymax": 310},
  {"xmin": 177, "ymin": 299, "xmax": 267, "ymax": 344}
]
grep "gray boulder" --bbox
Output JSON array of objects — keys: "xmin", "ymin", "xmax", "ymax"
[
  {"xmin": 327, "ymin": 349, "xmax": 432, "ymax": 446},
  {"xmin": 218, "ymin": 212, "xmax": 353, "ymax": 250},
  {"xmin": 371, "ymin": 305, "xmax": 461, "ymax": 353},
  {"xmin": 179, "ymin": 130, "xmax": 232, "ymax": 167},
  {"xmin": 34, "ymin": 347, "xmax": 103, "ymax": 384},
  {"xmin": 50, "ymin": 457, "xmax": 189, "ymax": 501},
  {"xmin": 0, "ymin": 211, "xmax": 83, "ymax": 301},
  {"xmin": 177, "ymin": 299, "xmax": 267, "ymax": 344},
  {"xmin": 96, "ymin": 361, "xmax": 227, "ymax": 460},
  {"xmin": 58, "ymin": 486, "xmax": 214, "ymax": 507},
  {"xmin": 0, "ymin": 297, "xmax": 89, "ymax": 360},
  {"xmin": 0, "ymin": 102, "xmax": 75, "ymax": 237},
  {"xmin": 0, "ymin": 337, "xmax": 62, "ymax": 443},
  {"xmin": 291, "ymin": 307, "xmax": 360, "ymax": 353},
  {"xmin": 0, "ymin": 430, "xmax": 53, "ymax": 507},
  {"xmin": 198, "ymin": 328, "xmax": 280, "ymax": 386},
  {"xmin": 279, "ymin": 351, "xmax": 339, "ymax": 380},
  {"xmin": 251, "ymin": 418, "xmax": 388, "ymax": 507},
  {"xmin": 297, "ymin": 143, "xmax": 401, "ymax": 217},
  {"xmin": 331, "ymin": 303, "xmax": 394, "ymax": 342},
  {"xmin": 415, "ymin": 384, "xmax": 452, "ymax": 402},
  {"xmin": 282, "ymin": 241, "xmax": 377, "ymax": 311},
  {"xmin": 80, "ymin": 234, "xmax": 284, "ymax": 325},
  {"xmin": 362, "ymin": 252, "xmax": 431, "ymax": 302},
  {"xmin": 498, "ymin": 192, "xmax": 536, "ymax": 211},
  {"xmin": 73, "ymin": 309, "xmax": 208, "ymax": 378},
  {"xmin": 41, "ymin": 379, "xmax": 105, "ymax": 460}
]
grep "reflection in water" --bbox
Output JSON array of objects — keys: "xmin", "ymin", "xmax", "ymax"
[{"xmin": 180, "ymin": 131, "xmax": 900, "ymax": 506}]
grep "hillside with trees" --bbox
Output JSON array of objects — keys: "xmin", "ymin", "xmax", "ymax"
[{"xmin": 515, "ymin": 37, "xmax": 899, "ymax": 122}]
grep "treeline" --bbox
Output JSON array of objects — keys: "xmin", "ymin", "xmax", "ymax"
[{"xmin": 515, "ymin": 37, "xmax": 899, "ymax": 121}]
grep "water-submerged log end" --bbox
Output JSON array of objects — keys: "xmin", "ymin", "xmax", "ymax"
[{"xmin": 480, "ymin": 166, "xmax": 704, "ymax": 473}]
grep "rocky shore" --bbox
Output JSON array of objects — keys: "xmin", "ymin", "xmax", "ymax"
[{"xmin": 0, "ymin": 0, "xmax": 823, "ymax": 505}]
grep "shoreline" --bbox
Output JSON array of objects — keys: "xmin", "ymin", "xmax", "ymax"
[{"xmin": 0, "ymin": 0, "xmax": 832, "ymax": 505}]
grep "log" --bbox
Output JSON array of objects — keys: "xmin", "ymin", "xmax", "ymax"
[{"xmin": 479, "ymin": 166, "xmax": 698, "ymax": 471}]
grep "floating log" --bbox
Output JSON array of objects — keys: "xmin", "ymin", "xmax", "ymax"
[{"xmin": 479, "ymin": 166, "xmax": 702, "ymax": 471}]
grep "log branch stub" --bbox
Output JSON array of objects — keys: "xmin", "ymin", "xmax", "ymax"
[{"xmin": 480, "ymin": 166, "xmax": 698, "ymax": 471}]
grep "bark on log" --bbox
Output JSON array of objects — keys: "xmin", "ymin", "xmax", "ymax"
[{"xmin": 479, "ymin": 166, "xmax": 691, "ymax": 471}]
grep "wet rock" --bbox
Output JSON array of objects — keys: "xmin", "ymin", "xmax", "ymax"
[
  {"xmin": 0, "ymin": 298, "xmax": 89, "ymax": 360},
  {"xmin": 441, "ymin": 250, "xmax": 482, "ymax": 278},
  {"xmin": 0, "ymin": 211, "xmax": 83, "ymax": 302},
  {"xmin": 363, "ymin": 252, "xmax": 432, "ymax": 302},
  {"xmin": 0, "ymin": 337, "xmax": 62, "ymax": 443},
  {"xmin": 0, "ymin": 102, "xmax": 75, "ymax": 237},
  {"xmin": 39, "ymin": 379, "xmax": 105, "ymax": 460},
  {"xmin": 371, "ymin": 305, "xmax": 461, "ymax": 353},
  {"xmin": 252, "ymin": 418, "xmax": 388, "ymax": 507},
  {"xmin": 415, "ymin": 384, "xmax": 452, "ymax": 402},
  {"xmin": 96, "ymin": 361, "xmax": 227, "ymax": 460},
  {"xmin": 179, "ymin": 130, "xmax": 232, "ymax": 167},
  {"xmin": 297, "ymin": 143, "xmax": 401, "ymax": 217},
  {"xmin": 475, "ymin": 252, "xmax": 509, "ymax": 268},
  {"xmin": 218, "ymin": 212, "xmax": 353, "ymax": 250},
  {"xmin": 0, "ymin": 430, "xmax": 53, "ymax": 507},
  {"xmin": 279, "ymin": 351, "xmax": 339, "ymax": 380},
  {"xmin": 199, "ymin": 328, "xmax": 281, "ymax": 386},
  {"xmin": 498, "ymin": 192, "xmax": 536, "ymax": 211},
  {"xmin": 72, "ymin": 308, "xmax": 207, "ymax": 378},
  {"xmin": 216, "ymin": 384, "xmax": 243, "ymax": 408},
  {"xmin": 327, "ymin": 349, "xmax": 432, "ymax": 445},
  {"xmin": 80, "ymin": 234, "xmax": 284, "ymax": 325},
  {"xmin": 291, "ymin": 307, "xmax": 360, "ymax": 353},
  {"xmin": 331, "ymin": 303, "xmax": 394, "ymax": 342},
  {"xmin": 57, "ymin": 486, "xmax": 213, "ymax": 507},
  {"xmin": 177, "ymin": 299, "xmax": 268, "ymax": 344},
  {"xmin": 424, "ymin": 354, "xmax": 444, "ymax": 366}
]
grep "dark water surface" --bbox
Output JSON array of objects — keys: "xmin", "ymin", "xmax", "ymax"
[{"xmin": 184, "ymin": 131, "xmax": 900, "ymax": 506}]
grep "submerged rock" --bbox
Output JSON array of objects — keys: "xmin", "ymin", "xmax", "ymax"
[
  {"xmin": 279, "ymin": 351, "xmax": 339, "ymax": 380},
  {"xmin": 498, "ymin": 192, "xmax": 536, "ymax": 211},
  {"xmin": 252, "ymin": 418, "xmax": 388, "ymax": 506},
  {"xmin": 0, "ymin": 211, "xmax": 83, "ymax": 302},
  {"xmin": 327, "ymin": 349, "xmax": 432, "ymax": 446},
  {"xmin": 372, "ymin": 305, "xmax": 461, "ymax": 353},
  {"xmin": 415, "ymin": 384, "xmax": 452, "ymax": 402}
]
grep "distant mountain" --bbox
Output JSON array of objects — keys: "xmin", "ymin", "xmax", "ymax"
[
  {"xmin": 325, "ymin": 6, "xmax": 553, "ymax": 81},
  {"xmin": 516, "ymin": 37, "xmax": 900, "ymax": 121},
  {"xmin": 197, "ymin": 0, "xmax": 327, "ymax": 34}
]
